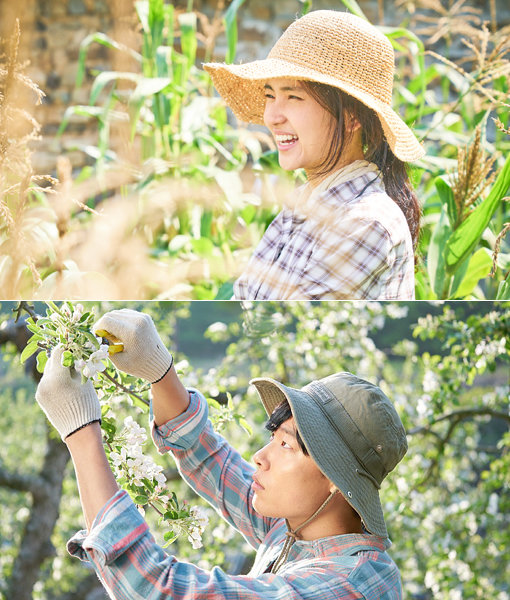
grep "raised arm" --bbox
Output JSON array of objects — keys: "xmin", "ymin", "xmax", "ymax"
[
  {"xmin": 35, "ymin": 346, "xmax": 118, "ymax": 530},
  {"xmin": 93, "ymin": 309, "xmax": 273, "ymax": 544}
]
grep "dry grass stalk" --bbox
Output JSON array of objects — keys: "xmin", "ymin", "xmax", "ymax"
[
  {"xmin": 427, "ymin": 25, "xmax": 510, "ymax": 114},
  {"xmin": 396, "ymin": 0, "xmax": 482, "ymax": 46},
  {"xmin": 494, "ymin": 117, "xmax": 510, "ymax": 136},
  {"xmin": 0, "ymin": 19, "xmax": 55, "ymax": 298},
  {"xmin": 450, "ymin": 125, "xmax": 497, "ymax": 227},
  {"xmin": 490, "ymin": 217, "xmax": 509, "ymax": 277}
]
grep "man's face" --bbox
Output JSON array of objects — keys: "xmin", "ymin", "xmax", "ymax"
[{"xmin": 251, "ymin": 417, "xmax": 333, "ymax": 530}]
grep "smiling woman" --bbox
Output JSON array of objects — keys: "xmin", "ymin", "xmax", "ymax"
[{"xmin": 205, "ymin": 10, "xmax": 425, "ymax": 300}]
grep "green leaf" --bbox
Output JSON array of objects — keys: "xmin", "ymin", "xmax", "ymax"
[
  {"xmin": 36, "ymin": 351, "xmax": 49, "ymax": 373},
  {"xmin": 435, "ymin": 175, "xmax": 456, "ymax": 229},
  {"xmin": 299, "ymin": 0, "xmax": 312, "ymax": 15},
  {"xmin": 240, "ymin": 204, "xmax": 256, "ymax": 225},
  {"xmin": 215, "ymin": 281, "xmax": 234, "ymax": 300},
  {"xmin": 208, "ymin": 397, "xmax": 222, "ymax": 410},
  {"xmin": 237, "ymin": 417, "xmax": 253, "ymax": 436},
  {"xmin": 178, "ymin": 12, "xmax": 197, "ymax": 68},
  {"xmin": 61, "ymin": 351, "xmax": 74, "ymax": 368},
  {"xmin": 135, "ymin": 494, "xmax": 149, "ymax": 504},
  {"xmin": 427, "ymin": 204, "xmax": 452, "ymax": 298},
  {"xmin": 20, "ymin": 340, "xmax": 39, "ymax": 364},
  {"xmin": 191, "ymin": 237, "xmax": 215, "ymax": 257},
  {"xmin": 135, "ymin": 0, "xmax": 149, "ymax": 32},
  {"xmin": 82, "ymin": 330, "xmax": 101, "ymax": 349},
  {"xmin": 90, "ymin": 72, "xmax": 141, "ymax": 105},
  {"xmin": 444, "ymin": 152, "xmax": 510, "ymax": 273},
  {"xmin": 452, "ymin": 248, "xmax": 493, "ymax": 298},
  {"xmin": 163, "ymin": 530, "xmax": 177, "ymax": 546},
  {"xmin": 496, "ymin": 278, "xmax": 510, "ymax": 299},
  {"xmin": 223, "ymin": 0, "xmax": 246, "ymax": 63},
  {"xmin": 131, "ymin": 77, "xmax": 172, "ymax": 102},
  {"xmin": 57, "ymin": 105, "xmax": 107, "ymax": 137},
  {"xmin": 339, "ymin": 0, "xmax": 367, "ymax": 19},
  {"xmin": 76, "ymin": 32, "xmax": 141, "ymax": 87}
]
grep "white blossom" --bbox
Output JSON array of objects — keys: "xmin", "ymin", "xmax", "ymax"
[
  {"xmin": 422, "ymin": 369, "xmax": 440, "ymax": 393},
  {"xmin": 487, "ymin": 492, "xmax": 499, "ymax": 516},
  {"xmin": 80, "ymin": 344, "xmax": 109, "ymax": 380}
]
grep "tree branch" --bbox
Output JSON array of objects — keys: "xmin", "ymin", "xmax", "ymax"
[
  {"xmin": 407, "ymin": 407, "xmax": 510, "ymax": 435},
  {"xmin": 0, "ymin": 462, "xmax": 46, "ymax": 495},
  {"xmin": 408, "ymin": 407, "xmax": 509, "ymax": 490}
]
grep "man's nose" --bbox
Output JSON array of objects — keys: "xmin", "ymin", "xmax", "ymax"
[{"xmin": 253, "ymin": 443, "xmax": 270, "ymax": 469}]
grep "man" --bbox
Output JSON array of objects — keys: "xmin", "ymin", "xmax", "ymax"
[{"xmin": 35, "ymin": 308, "xmax": 408, "ymax": 599}]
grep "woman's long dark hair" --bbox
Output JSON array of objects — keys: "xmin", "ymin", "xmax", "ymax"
[{"xmin": 301, "ymin": 81, "xmax": 421, "ymax": 249}]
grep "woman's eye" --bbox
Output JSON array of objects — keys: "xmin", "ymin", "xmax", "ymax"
[{"xmin": 264, "ymin": 93, "xmax": 275, "ymax": 100}]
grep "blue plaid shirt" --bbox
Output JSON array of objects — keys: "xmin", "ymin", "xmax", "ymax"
[{"xmin": 68, "ymin": 390, "xmax": 404, "ymax": 599}]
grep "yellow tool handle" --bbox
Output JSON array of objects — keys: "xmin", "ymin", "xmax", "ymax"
[{"xmin": 95, "ymin": 329, "xmax": 124, "ymax": 355}]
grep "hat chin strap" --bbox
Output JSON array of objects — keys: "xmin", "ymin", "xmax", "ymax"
[{"xmin": 270, "ymin": 489, "xmax": 339, "ymax": 574}]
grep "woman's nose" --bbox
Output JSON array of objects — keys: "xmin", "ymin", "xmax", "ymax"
[{"xmin": 263, "ymin": 100, "xmax": 285, "ymax": 128}]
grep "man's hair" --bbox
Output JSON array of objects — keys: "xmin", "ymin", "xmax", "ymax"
[{"xmin": 264, "ymin": 400, "xmax": 309, "ymax": 455}]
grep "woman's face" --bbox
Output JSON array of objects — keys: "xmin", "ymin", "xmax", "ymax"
[
  {"xmin": 263, "ymin": 78, "xmax": 338, "ymax": 178},
  {"xmin": 251, "ymin": 417, "xmax": 333, "ymax": 530}
]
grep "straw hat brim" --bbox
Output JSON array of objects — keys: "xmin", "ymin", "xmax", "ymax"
[
  {"xmin": 250, "ymin": 376, "xmax": 389, "ymax": 539},
  {"xmin": 204, "ymin": 58, "xmax": 425, "ymax": 163}
]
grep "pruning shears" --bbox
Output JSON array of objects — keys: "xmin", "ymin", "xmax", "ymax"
[{"xmin": 95, "ymin": 329, "xmax": 124, "ymax": 355}]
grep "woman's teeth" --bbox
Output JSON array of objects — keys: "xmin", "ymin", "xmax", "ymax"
[{"xmin": 275, "ymin": 134, "xmax": 298, "ymax": 145}]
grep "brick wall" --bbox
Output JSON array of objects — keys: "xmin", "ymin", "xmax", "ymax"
[{"xmin": 0, "ymin": 0, "xmax": 507, "ymax": 174}]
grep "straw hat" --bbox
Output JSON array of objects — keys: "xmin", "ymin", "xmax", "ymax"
[
  {"xmin": 251, "ymin": 372, "xmax": 408, "ymax": 538},
  {"xmin": 204, "ymin": 10, "xmax": 424, "ymax": 162}
]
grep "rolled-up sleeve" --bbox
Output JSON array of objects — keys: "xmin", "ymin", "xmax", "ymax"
[{"xmin": 150, "ymin": 389, "xmax": 209, "ymax": 453}]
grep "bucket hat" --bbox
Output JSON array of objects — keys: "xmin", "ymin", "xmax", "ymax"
[
  {"xmin": 250, "ymin": 371, "xmax": 408, "ymax": 538},
  {"xmin": 204, "ymin": 10, "xmax": 424, "ymax": 163}
]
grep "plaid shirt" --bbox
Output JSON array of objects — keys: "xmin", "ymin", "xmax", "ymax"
[
  {"xmin": 234, "ymin": 173, "xmax": 415, "ymax": 300},
  {"xmin": 68, "ymin": 390, "xmax": 404, "ymax": 600}
]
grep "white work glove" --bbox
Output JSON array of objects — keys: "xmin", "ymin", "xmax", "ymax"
[
  {"xmin": 93, "ymin": 309, "xmax": 173, "ymax": 384},
  {"xmin": 35, "ymin": 346, "xmax": 102, "ymax": 440}
]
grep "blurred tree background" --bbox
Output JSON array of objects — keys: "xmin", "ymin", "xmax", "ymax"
[{"xmin": 0, "ymin": 300, "xmax": 508, "ymax": 599}]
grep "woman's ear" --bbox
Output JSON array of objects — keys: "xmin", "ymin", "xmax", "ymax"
[{"xmin": 345, "ymin": 113, "xmax": 361, "ymax": 133}]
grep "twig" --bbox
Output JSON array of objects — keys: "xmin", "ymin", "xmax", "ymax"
[{"xmin": 101, "ymin": 370, "xmax": 150, "ymax": 406}]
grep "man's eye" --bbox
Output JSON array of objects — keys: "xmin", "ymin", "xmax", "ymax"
[{"xmin": 264, "ymin": 92, "xmax": 275, "ymax": 100}]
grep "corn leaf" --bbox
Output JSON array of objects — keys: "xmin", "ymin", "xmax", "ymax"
[
  {"xmin": 224, "ymin": 0, "xmax": 246, "ymax": 64},
  {"xmin": 89, "ymin": 72, "xmax": 140, "ymax": 106},
  {"xmin": 451, "ymin": 248, "xmax": 492, "ymax": 298},
  {"xmin": 444, "ymin": 153, "xmax": 510, "ymax": 273},
  {"xmin": 435, "ymin": 174, "xmax": 456, "ymax": 228},
  {"xmin": 339, "ymin": 0, "xmax": 367, "ymax": 19},
  {"xmin": 427, "ymin": 205, "xmax": 452, "ymax": 298}
]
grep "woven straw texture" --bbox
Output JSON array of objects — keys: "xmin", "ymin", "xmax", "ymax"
[
  {"xmin": 204, "ymin": 11, "xmax": 424, "ymax": 162},
  {"xmin": 250, "ymin": 372, "xmax": 408, "ymax": 539}
]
